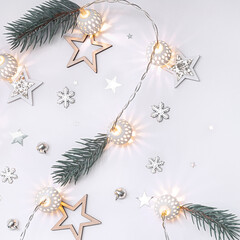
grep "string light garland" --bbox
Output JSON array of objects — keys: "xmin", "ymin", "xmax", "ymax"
[
  {"xmin": 139, "ymin": 193, "xmax": 240, "ymax": 240},
  {"xmin": 2, "ymin": 0, "xmax": 201, "ymax": 185}
]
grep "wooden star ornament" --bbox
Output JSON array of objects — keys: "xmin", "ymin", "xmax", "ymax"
[
  {"xmin": 52, "ymin": 194, "xmax": 101, "ymax": 240},
  {"xmin": 64, "ymin": 35, "xmax": 112, "ymax": 73}
]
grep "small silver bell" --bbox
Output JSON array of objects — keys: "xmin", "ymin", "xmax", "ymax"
[
  {"xmin": 114, "ymin": 188, "xmax": 127, "ymax": 200},
  {"xmin": 36, "ymin": 142, "xmax": 49, "ymax": 154},
  {"xmin": 7, "ymin": 219, "xmax": 19, "ymax": 230}
]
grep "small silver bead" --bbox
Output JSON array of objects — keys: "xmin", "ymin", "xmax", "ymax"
[
  {"xmin": 36, "ymin": 142, "xmax": 49, "ymax": 154},
  {"xmin": 114, "ymin": 188, "xmax": 127, "ymax": 200},
  {"xmin": 7, "ymin": 219, "xmax": 19, "ymax": 230}
]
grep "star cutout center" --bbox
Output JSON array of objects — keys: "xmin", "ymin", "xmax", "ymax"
[
  {"xmin": 52, "ymin": 194, "xmax": 101, "ymax": 240},
  {"xmin": 64, "ymin": 35, "xmax": 112, "ymax": 73}
]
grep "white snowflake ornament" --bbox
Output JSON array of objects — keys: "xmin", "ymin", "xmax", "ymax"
[
  {"xmin": 146, "ymin": 156, "xmax": 165, "ymax": 174},
  {"xmin": 1, "ymin": 167, "xmax": 18, "ymax": 184},
  {"xmin": 57, "ymin": 87, "xmax": 75, "ymax": 109},
  {"xmin": 151, "ymin": 102, "xmax": 170, "ymax": 123}
]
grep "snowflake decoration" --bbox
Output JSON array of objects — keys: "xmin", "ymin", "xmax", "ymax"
[
  {"xmin": 57, "ymin": 87, "xmax": 75, "ymax": 109},
  {"xmin": 151, "ymin": 102, "xmax": 170, "ymax": 123},
  {"xmin": 146, "ymin": 156, "xmax": 165, "ymax": 174},
  {"xmin": 1, "ymin": 167, "xmax": 18, "ymax": 184}
]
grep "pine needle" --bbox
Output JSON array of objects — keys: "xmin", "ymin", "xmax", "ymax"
[
  {"xmin": 5, "ymin": 0, "xmax": 80, "ymax": 52},
  {"xmin": 181, "ymin": 204, "xmax": 240, "ymax": 240},
  {"xmin": 52, "ymin": 134, "xmax": 108, "ymax": 186}
]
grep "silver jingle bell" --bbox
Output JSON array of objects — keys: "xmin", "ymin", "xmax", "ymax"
[
  {"xmin": 114, "ymin": 188, "xmax": 127, "ymax": 200},
  {"xmin": 36, "ymin": 142, "xmax": 49, "ymax": 154},
  {"xmin": 7, "ymin": 219, "xmax": 19, "ymax": 230}
]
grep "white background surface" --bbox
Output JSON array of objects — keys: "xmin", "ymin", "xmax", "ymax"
[{"xmin": 0, "ymin": 0, "xmax": 240, "ymax": 240}]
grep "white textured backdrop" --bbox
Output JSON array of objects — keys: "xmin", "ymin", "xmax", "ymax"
[{"xmin": 0, "ymin": 0, "xmax": 240, "ymax": 240}]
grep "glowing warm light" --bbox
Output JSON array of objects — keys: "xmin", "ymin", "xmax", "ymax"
[
  {"xmin": 108, "ymin": 119, "xmax": 133, "ymax": 145},
  {"xmin": 0, "ymin": 55, "xmax": 5, "ymax": 65},
  {"xmin": 80, "ymin": 9, "xmax": 90, "ymax": 19},
  {"xmin": 111, "ymin": 125, "xmax": 122, "ymax": 136},
  {"xmin": 35, "ymin": 187, "xmax": 62, "ymax": 213},
  {"xmin": 155, "ymin": 43, "xmax": 163, "ymax": 54},
  {"xmin": 40, "ymin": 197, "xmax": 50, "ymax": 207},
  {"xmin": 159, "ymin": 206, "xmax": 171, "ymax": 216}
]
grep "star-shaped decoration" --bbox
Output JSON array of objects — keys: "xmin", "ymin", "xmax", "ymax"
[
  {"xmin": 146, "ymin": 156, "xmax": 165, "ymax": 174},
  {"xmin": 168, "ymin": 51, "xmax": 200, "ymax": 88},
  {"xmin": 52, "ymin": 194, "xmax": 101, "ymax": 240},
  {"xmin": 8, "ymin": 67, "xmax": 43, "ymax": 105},
  {"xmin": 64, "ymin": 35, "xmax": 112, "ymax": 73},
  {"xmin": 10, "ymin": 129, "xmax": 28, "ymax": 146},
  {"xmin": 151, "ymin": 102, "xmax": 170, "ymax": 123},
  {"xmin": 137, "ymin": 192, "xmax": 153, "ymax": 207},
  {"xmin": 127, "ymin": 33, "xmax": 133, "ymax": 39},
  {"xmin": 105, "ymin": 77, "xmax": 122, "ymax": 93}
]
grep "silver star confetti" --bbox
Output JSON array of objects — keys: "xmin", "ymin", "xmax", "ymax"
[
  {"xmin": 8, "ymin": 67, "xmax": 43, "ymax": 105},
  {"xmin": 1, "ymin": 167, "xmax": 18, "ymax": 184},
  {"xmin": 105, "ymin": 77, "xmax": 121, "ymax": 93},
  {"xmin": 10, "ymin": 129, "xmax": 28, "ymax": 146},
  {"xmin": 151, "ymin": 102, "xmax": 170, "ymax": 122},
  {"xmin": 168, "ymin": 51, "xmax": 200, "ymax": 88},
  {"xmin": 146, "ymin": 156, "xmax": 165, "ymax": 174},
  {"xmin": 57, "ymin": 87, "xmax": 75, "ymax": 109},
  {"xmin": 127, "ymin": 33, "xmax": 133, "ymax": 39},
  {"xmin": 137, "ymin": 192, "xmax": 153, "ymax": 207}
]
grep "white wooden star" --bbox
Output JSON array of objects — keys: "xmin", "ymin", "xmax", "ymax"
[
  {"xmin": 137, "ymin": 192, "xmax": 153, "ymax": 207},
  {"xmin": 8, "ymin": 67, "xmax": 43, "ymax": 105},
  {"xmin": 168, "ymin": 51, "xmax": 200, "ymax": 88},
  {"xmin": 105, "ymin": 77, "xmax": 121, "ymax": 93},
  {"xmin": 10, "ymin": 129, "xmax": 28, "ymax": 146}
]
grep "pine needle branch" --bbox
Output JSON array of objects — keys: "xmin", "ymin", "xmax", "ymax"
[
  {"xmin": 52, "ymin": 134, "xmax": 108, "ymax": 186},
  {"xmin": 5, "ymin": 0, "xmax": 80, "ymax": 52},
  {"xmin": 181, "ymin": 204, "xmax": 240, "ymax": 240}
]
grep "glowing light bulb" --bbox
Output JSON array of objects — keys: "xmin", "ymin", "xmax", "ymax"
[
  {"xmin": 77, "ymin": 8, "xmax": 102, "ymax": 35},
  {"xmin": 80, "ymin": 9, "xmax": 90, "ymax": 19},
  {"xmin": 0, "ymin": 54, "xmax": 18, "ymax": 80},
  {"xmin": 108, "ymin": 119, "xmax": 133, "ymax": 145},
  {"xmin": 111, "ymin": 125, "xmax": 122, "ymax": 136},
  {"xmin": 0, "ymin": 55, "xmax": 5, "ymax": 65},
  {"xmin": 159, "ymin": 206, "xmax": 171, "ymax": 217},
  {"xmin": 155, "ymin": 195, "xmax": 180, "ymax": 220},
  {"xmin": 146, "ymin": 41, "xmax": 172, "ymax": 67},
  {"xmin": 35, "ymin": 187, "xmax": 62, "ymax": 213},
  {"xmin": 155, "ymin": 43, "xmax": 163, "ymax": 54}
]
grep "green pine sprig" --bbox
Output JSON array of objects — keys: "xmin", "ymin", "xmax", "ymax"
[
  {"xmin": 181, "ymin": 204, "xmax": 240, "ymax": 240},
  {"xmin": 5, "ymin": 0, "xmax": 80, "ymax": 52},
  {"xmin": 52, "ymin": 134, "xmax": 108, "ymax": 186}
]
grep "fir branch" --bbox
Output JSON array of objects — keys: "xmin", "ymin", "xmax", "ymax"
[
  {"xmin": 181, "ymin": 204, "xmax": 240, "ymax": 240},
  {"xmin": 5, "ymin": 0, "xmax": 80, "ymax": 52},
  {"xmin": 52, "ymin": 134, "xmax": 108, "ymax": 186}
]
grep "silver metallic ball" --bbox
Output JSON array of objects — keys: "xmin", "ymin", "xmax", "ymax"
[
  {"xmin": 114, "ymin": 188, "xmax": 127, "ymax": 200},
  {"xmin": 77, "ymin": 9, "xmax": 102, "ymax": 35},
  {"xmin": 108, "ymin": 119, "xmax": 133, "ymax": 145},
  {"xmin": 7, "ymin": 219, "xmax": 19, "ymax": 230},
  {"xmin": 146, "ymin": 41, "xmax": 172, "ymax": 67},
  {"xmin": 0, "ymin": 54, "xmax": 18, "ymax": 80},
  {"xmin": 35, "ymin": 187, "xmax": 62, "ymax": 213},
  {"xmin": 154, "ymin": 195, "xmax": 180, "ymax": 220},
  {"xmin": 36, "ymin": 142, "xmax": 49, "ymax": 154}
]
